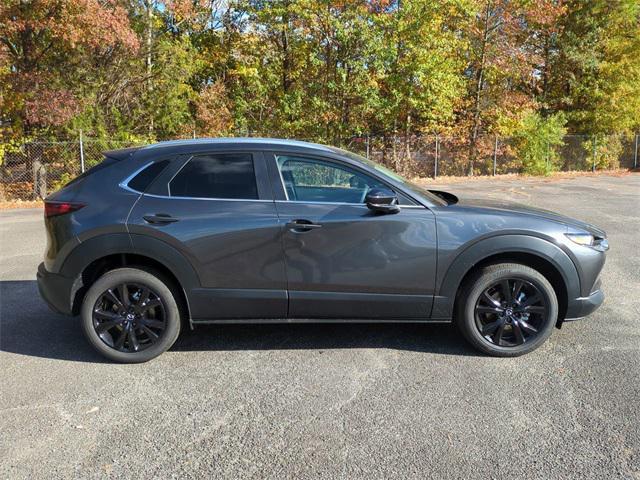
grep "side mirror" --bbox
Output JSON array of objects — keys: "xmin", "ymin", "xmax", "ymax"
[{"xmin": 366, "ymin": 188, "xmax": 400, "ymax": 214}]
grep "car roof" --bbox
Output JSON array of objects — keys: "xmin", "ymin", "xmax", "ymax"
[
  {"xmin": 104, "ymin": 138, "xmax": 343, "ymax": 164},
  {"xmin": 139, "ymin": 137, "xmax": 337, "ymax": 154}
]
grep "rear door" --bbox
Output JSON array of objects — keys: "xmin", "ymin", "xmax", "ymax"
[
  {"xmin": 267, "ymin": 152, "xmax": 438, "ymax": 320},
  {"xmin": 127, "ymin": 150, "xmax": 287, "ymax": 321}
]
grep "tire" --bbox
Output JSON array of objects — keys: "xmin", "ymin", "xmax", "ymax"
[
  {"xmin": 456, "ymin": 263, "xmax": 558, "ymax": 357},
  {"xmin": 81, "ymin": 267, "xmax": 181, "ymax": 363}
]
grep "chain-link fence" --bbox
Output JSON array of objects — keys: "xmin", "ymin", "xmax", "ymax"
[
  {"xmin": 344, "ymin": 134, "xmax": 639, "ymax": 178},
  {"xmin": 1, "ymin": 134, "xmax": 638, "ymax": 201},
  {"xmin": 0, "ymin": 138, "xmax": 145, "ymax": 200}
]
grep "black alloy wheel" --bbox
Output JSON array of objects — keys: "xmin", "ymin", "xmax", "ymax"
[
  {"xmin": 456, "ymin": 263, "xmax": 558, "ymax": 357},
  {"xmin": 93, "ymin": 282, "xmax": 167, "ymax": 352},
  {"xmin": 474, "ymin": 278, "xmax": 547, "ymax": 347},
  {"xmin": 81, "ymin": 267, "xmax": 181, "ymax": 363}
]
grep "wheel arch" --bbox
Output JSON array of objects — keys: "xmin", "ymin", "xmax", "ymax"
[
  {"xmin": 60, "ymin": 233, "xmax": 199, "ymax": 319},
  {"xmin": 433, "ymin": 235, "xmax": 580, "ymax": 322}
]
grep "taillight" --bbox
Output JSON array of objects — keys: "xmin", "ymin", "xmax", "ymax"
[{"xmin": 44, "ymin": 201, "xmax": 85, "ymax": 218}]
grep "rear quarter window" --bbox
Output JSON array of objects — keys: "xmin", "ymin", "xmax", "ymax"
[{"xmin": 127, "ymin": 160, "xmax": 170, "ymax": 192}]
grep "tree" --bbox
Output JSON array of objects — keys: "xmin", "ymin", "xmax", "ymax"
[
  {"xmin": 0, "ymin": 0, "xmax": 138, "ymax": 138},
  {"xmin": 461, "ymin": 0, "xmax": 566, "ymax": 175},
  {"xmin": 373, "ymin": 0, "xmax": 469, "ymax": 169},
  {"xmin": 1, "ymin": 0, "xmax": 639, "ymax": 177},
  {"xmin": 547, "ymin": 0, "xmax": 640, "ymax": 135},
  {"xmin": 512, "ymin": 111, "xmax": 567, "ymax": 175}
]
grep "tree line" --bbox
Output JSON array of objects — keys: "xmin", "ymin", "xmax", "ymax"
[{"xmin": 1, "ymin": 0, "xmax": 639, "ymax": 175}]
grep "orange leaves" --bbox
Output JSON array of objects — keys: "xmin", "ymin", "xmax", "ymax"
[
  {"xmin": 194, "ymin": 81, "xmax": 234, "ymax": 137},
  {"xmin": 25, "ymin": 88, "xmax": 79, "ymax": 127},
  {"xmin": 1, "ymin": 0, "xmax": 139, "ymax": 54},
  {"xmin": 164, "ymin": 0, "xmax": 210, "ymax": 24}
]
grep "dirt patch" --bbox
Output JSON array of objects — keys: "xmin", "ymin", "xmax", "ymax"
[{"xmin": 0, "ymin": 199, "xmax": 43, "ymax": 210}]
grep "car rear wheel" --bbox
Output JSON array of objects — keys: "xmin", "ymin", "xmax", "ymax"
[
  {"xmin": 456, "ymin": 263, "xmax": 558, "ymax": 357},
  {"xmin": 81, "ymin": 267, "xmax": 181, "ymax": 363}
]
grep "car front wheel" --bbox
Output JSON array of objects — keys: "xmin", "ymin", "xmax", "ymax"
[
  {"xmin": 456, "ymin": 263, "xmax": 558, "ymax": 357},
  {"xmin": 81, "ymin": 267, "xmax": 181, "ymax": 363}
]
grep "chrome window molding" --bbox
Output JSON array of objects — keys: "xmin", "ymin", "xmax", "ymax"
[
  {"xmin": 121, "ymin": 156, "xmax": 428, "ymax": 208},
  {"xmin": 273, "ymin": 199, "xmax": 425, "ymax": 209},
  {"xmin": 142, "ymin": 192, "xmax": 273, "ymax": 203}
]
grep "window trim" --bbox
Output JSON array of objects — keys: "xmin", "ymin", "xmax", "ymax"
[
  {"xmin": 120, "ymin": 161, "xmax": 154, "ymax": 193},
  {"xmin": 167, "ymin": 152, "xmax": 261, "ymax": 201},
  {"xmin": 275, "ymin": 156, "xmax": 291, "ymax": 201},
  {"xmin": 143, "ymin": 192, "xmax": 274, "ymax": 203},
  {"xmin": 272, "ymin": 153, "xmax": 420, "ymax": 207},
  {"xmin": 273, "ymin": 199, "xmax": 425, "ymax": 208}
]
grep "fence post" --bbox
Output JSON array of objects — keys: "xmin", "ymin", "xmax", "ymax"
[
  {"xmin": 434, "ymin": 134, "xmax": 439, "ymax": 178},
  {"xmin": 366, "ymin": 134, "xmax": 370, "ymax": 160},
  {"xmin": 546, "ymin": 141, "xmax": 550, "ymax": 171},
  {"xmin": 493, "ymin": 136, "xmax": 498, "ymax": 176},
  {"xmin": 32, "ymin": 158, "xmax": 47, "ymax": 200},
  {"xmin": 592, "ymin": 136, "xmax": 596, "ymax": 172},
  {"xmin": 79, "ymin": 130, "xmax": 85, "ymax": 173},
  {"xmin": 634, "ymin": 134, "xmax": 638, "ymax": 169},
  {"xmin": 393, "ymin": 131, "xmax": 399, "ymax": 171}
]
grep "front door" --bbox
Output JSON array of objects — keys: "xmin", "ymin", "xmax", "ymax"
[
  {"xmin": 127, "ymin": 151, "xmax": 287, "ymax": 320},
  {"xmin": 269, "ymin": 153, "xmax": 438, "ymax": 319}
]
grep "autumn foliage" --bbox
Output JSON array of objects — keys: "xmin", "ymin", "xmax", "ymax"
[{"xmin": 0, "ymin": 0, "xmax": 639, "ymax": 173}]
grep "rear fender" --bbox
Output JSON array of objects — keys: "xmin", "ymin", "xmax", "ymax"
[{"xmin": 60, "ymin": 233, "xmax": 200, "ymax": 318}]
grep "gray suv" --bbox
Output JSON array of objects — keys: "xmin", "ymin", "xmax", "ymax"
[{"xmin": 37, "ymin": 138, "xmax": 608, "ymax": 362}]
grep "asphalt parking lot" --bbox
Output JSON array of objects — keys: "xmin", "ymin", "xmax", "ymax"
[{"xmin": 1, "ymin": 173, "xmax": 639, "ymax": 479}]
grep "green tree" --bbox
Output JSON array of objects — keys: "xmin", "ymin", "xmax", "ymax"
[
  {"xmin": 548, "ymin": 0, "xmax": 640, "ymax": 135},
  {"xmin": 512, "ymin": 112, "xmax": 567, "ymax": 175},
  {"xmin": 373, "ymin": 0, "xmax": 469, "ymax": 169}
]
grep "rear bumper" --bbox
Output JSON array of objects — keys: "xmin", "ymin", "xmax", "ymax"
[
  {"xmin": 37, "ymin": 262, "xmax": 75, "ymax": 315},
  {"xmin": 564, "ymin": 288, "xmax": 604, "ymax": 321}
]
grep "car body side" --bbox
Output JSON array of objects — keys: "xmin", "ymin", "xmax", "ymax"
[{"xmin": 37, "ymin": 139, "xmax": 605, "ymax": 327}]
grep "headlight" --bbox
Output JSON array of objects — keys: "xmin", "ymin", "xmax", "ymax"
[
  {"xmin": 565, "ymin": 233, "xmax": 609, "ymax": 251},
  {"xmin": 565, "ymin": 233, "xmax": 594, "ymax": 246}
]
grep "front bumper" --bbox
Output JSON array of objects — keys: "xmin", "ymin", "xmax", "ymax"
[
  {"xmin": 37, "ymin": 262, "xmax": 75, "ymax": 316},
  {"xmin": 564, "ymin": 288, "xmax": 605, "ymax": 321}
]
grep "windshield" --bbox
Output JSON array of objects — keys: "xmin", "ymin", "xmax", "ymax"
[{"xmin": 331, "ymin": 147, "xmax": 447, "ymax": 206}]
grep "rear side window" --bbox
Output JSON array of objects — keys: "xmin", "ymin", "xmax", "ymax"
[
  {"xmin": 128, "ymin": 160, "xmax": 170, "ymax": 192},
  {"xmin": 169, "ymin": 154, "xmax": 258, "ymax": 200}
]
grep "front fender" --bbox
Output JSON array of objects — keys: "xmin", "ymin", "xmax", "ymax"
[{"xmin": 432, "ymin": 234, "xmax": 581, "ymax": 319}]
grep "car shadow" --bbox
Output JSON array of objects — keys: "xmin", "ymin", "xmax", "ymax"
[{"xmin": 0, "ymin": 280, "xmax": 479, "ymax": 363}]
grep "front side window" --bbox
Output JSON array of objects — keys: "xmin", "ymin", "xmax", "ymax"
[
  {"xmin": 169, "ymin": 153, "xmax": 258, "ymax": 199},
  {"xmin": 331, "ymin": 147, "xmax": 447, "ymax": 206},
  {"xmin": 276, "ymin": 155, "xmax": 387, "ymax": 204}
]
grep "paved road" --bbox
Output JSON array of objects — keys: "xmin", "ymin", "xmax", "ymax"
[{"xmin": 1, "ymin": 174, "xmax": 639, "ymax": 479}]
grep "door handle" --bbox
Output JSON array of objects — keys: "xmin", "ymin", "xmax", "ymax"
[
  {"xmin": 286, "ymin": 219, "xmax": 322, "ymax": 232},
  {"xmin": 143, "ymin": 214, "xmax": 179, "ymax": 225}
]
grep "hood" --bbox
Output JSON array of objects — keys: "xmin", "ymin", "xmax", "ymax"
[{"xmin": 453, "ymin": 197, "xmax": 606, "ymax": 237}]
